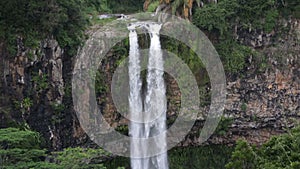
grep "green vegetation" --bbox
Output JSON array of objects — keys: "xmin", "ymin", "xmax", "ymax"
[
  {"xmin": 161, "ymin": 36, "xmax": 205, "ymax": 75},
  {"xmin": 95, "ymin": 71, "xmax": 109, "ymax": 95},
  {"xmin": 193, "ymin": 0, "xmax": 283, "ymax": 34},
  {"xmin": 240, "ymin": 102, "xmax": 247, "ymax": 112},
  {"xmin": 31, "ymin": 73, "xmax": 49, "ymax": 92},
  {"xmin": 226, "ymin": 127, "xmax": 300, "ymax": 169},
  {"xmin": 192, "ymin": 0, "xmax": 278, "ymax": 73},
  {"xmin": 169, "ymin": 145, "xmax": 233, "ymax": 168},
  {"xmin": 0, "ymin": 0, "xmax": 110, "ymax": 56},
  {"xmin": 107, "ymin": 0, "xmax": 144, "ymax": 13},
  {"xmin": 216, "ymin": 40, "xmax": 254, "ymax": 73},
  {"xmin": 277, "ymin": 0, "xmax": 300, "ymax": 18},
  {"xmin": 105, "ymin": 145, "xmax": 233, "ymax": 168},
  {"xmin": 115, "ymin": 125, "xmax": 129, "ymax": 135},
  {"xmin": 50, "ymin": 102, "xmax": 65, "ymax": 125},
  {"xmin": 3, "ymin": 127, "xmax": 300, "ymax": 169},
  {"xmin": 0, "ymin": 128, "xmax": 49, "ymax": 169},
  {"xmin": 53, "ymin": 147, "xmax": 110, "ymax": 169},
  {"xmin": 160, "ymin": 35, "xmax": 210, "ymax": 97},
  {"xmin": 193, "ymin": 0, "xmax": 238, "ymax": 36},
  {"xmin": 215, "ymin": 116, "xmax": 234, "ymax": 136},
  {"xmin": 0, "ymin": 128, "xmax": 126, "ymax": 169},
  {"xmin": 1, "ymin": 0, "xmax": 300, "ymax": 169},
  {"xmin": 191, "ymin": 0, "xmax": 299, "ymax": 73},
  {"xmin": 13, "ymin": 97, "xmax": 33, "ymax": 115}
]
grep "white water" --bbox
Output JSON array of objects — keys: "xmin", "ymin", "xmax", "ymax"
[
  {"xmin": 128, "ymin": 28, "xmax": 144, "ymax": 169},
  {"xmin": 128, "ymin": 23, "xmax": 168, "ymax": 169}
]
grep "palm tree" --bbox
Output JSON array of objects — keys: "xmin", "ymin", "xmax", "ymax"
[{"xmin": 143, "ymin": 0, "xmax": 217, "ymax": 19}]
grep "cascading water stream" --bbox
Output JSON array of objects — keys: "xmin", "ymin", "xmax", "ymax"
[
  {"xmin": 143, "ymin": 23, "xmax": 168, "ymax": 169},
  {"xmin": 128, "ymin": 28, "xmax": 144, "ymax": 169},
  {"xmin": 128, "ymin": 23, "xmax": 168, "ymax": 169}
]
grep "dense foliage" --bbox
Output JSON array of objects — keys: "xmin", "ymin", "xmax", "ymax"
[
  {"xmin": 0, "ymin": 128, "xmax": 124, "ymax": 169},
  {"xmin": 1, "ymin": 0, "xmax": 298, "ymax": 70},
  {"xmin": 0, "ymin": 0, "xmax": 109, "ymax": 55},
  {"xmin": 0, "ymin": 128, "xmax": 232, "ymax": 168},
  {"xmin": 3, "ymin": 127, "xmax": 300, "ymax": 168},
  {"xmin": 0, "ymin": 128, "xmax": 51, "ymax": 168},
  {"xmin": 144, "ymin": 0, "xmax": 198, "ymax": 18},
  {"xmin": 193, "ymin": 0, "xmax": 281, "ymax": 34},
  {"xmin": 277, "ymin": 0, "xmax": 300, "ymax": 18},
  {"xmin": 107, "ymin": 0, "xmax": 144, "ymax": 13},
  {"xmin": 226, "ymin": 127, "xmax": 300, "ymax": 169},
  {"xmin": 192, "ymin": 0, "xmax": 279, "ymax": 73},
  {"xmin": 105, "ymin": 145, "xmax": 233, "ymax": 168},
  {"xmin": 192, "ymin": 0, "xmax": 299, "ymax": 73}
]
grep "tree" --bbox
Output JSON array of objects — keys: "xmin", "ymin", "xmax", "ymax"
[
  {"xmin": 226, "ymin": 127, "xmax": 300, "ymax": 169},
  {"xmin": 144, "ymin": 0, "xmax": 206, "ymax": 19},
  {"xmin": 0, "ymin": 128, "xmax": 55, "ymax": 168},
  {"xmin": 0, "ymin": 127, "xmax": 125, "ymax": 168},
  {"xmin": 0, "ymin": 0, "xmax": 109, "ymax": 56}
]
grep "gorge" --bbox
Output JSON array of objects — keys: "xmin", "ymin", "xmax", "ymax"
[{"xmin": 0, "ymin": 0, "xmax": 299, "ymax": 168}]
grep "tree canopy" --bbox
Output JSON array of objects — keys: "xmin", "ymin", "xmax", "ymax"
[{"xmin": 0, "ymin": 0, "xmax": 109, "ymax": 55}]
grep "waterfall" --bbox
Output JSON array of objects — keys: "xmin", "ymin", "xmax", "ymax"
[
  {"xmin": 143, "ymin": 23, "xmax": 168, "ymax": 169},
  {"xmin": 128, "ymin": 23, "xmax": 168, "ymax": 169},
  {"xmin": 128, "ymin": 28, "xmax": 144, "ymax": 169}
]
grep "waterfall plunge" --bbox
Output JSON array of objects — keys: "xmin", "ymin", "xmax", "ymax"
[{"xmin": 128, "ymin": 23, "xmax": 168, "ymax": 169}]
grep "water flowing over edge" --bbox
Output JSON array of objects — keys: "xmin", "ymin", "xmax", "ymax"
[{"xmin": 128, "ymin": 23, "xmax": 168, "ymax": 169}]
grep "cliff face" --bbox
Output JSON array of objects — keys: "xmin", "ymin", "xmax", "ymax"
[
  {"xmin": 0, "ymin": 18, "xmax": 299, "ymax": 149},
  {"xmin": 0, "ymin": 38, "xmax": 90, "ymax": 150},
  {"xmin": 187, "ymin": 18, "xmax": 300, "ymax": 146}
]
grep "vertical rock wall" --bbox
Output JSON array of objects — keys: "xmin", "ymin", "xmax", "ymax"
[
  {"xmin": 0, "ymin": 38, "xmax": 91, "ymax": 150},
  {"xmin": 0, "ymin": 18, "xmax": 299, "ymax": 149}
]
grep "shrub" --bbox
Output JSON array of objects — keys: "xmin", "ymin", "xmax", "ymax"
[
  {"xmin": 53, "ymin": 147, "xmax": 111, "ymax": 169},
  {"xmin": 226, "ymin": 127, "xmax": 300, "ymax": 169},
  {"xmin": 0, "ymin": 127, "xmax": 125, "ymax": 168},
  {"xmin": 216, "ymin": 40, "xmax": 253, "ymax": 73},
  {"xmin": 0, "ymin": 128, "xmax": 49, "ymax": 168}
]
